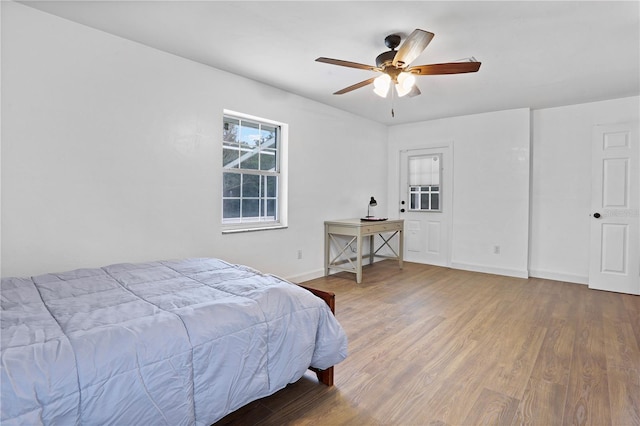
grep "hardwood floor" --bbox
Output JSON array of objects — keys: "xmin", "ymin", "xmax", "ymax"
[{"xmin": 216, "ymin": 261, "xmax": 640, "ymax": 425}]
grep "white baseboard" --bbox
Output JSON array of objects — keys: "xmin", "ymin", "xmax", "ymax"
[
  {"xmin": 450, "ymin": 261, "xmax": 529, "ymax": 279},
  {"xmin": 528, "ymin": 269, "xmax": 588, "ymax": 285},
  {"xmin": 284, "ymin": 268, "xmax": 325, "ymax": 284},
  {"xmin": 285, "ymin": 256, "xmax": 389, "ymax": 284}
]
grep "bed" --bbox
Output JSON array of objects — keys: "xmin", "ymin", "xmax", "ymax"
[{"xmin": 1, "ymin": 258, "xmax": 348, "ymax": 425}]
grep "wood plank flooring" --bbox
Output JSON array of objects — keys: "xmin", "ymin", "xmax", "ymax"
[{"xmin": 215, "ymin": 261, "xmax": 640, "ymax": 425}]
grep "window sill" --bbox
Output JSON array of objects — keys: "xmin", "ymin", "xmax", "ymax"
[{"xmin": 222, "ymin": 224, "xmax": 288, "ymax": 234}]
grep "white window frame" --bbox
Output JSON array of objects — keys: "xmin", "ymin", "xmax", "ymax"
[{"xmin": 221, "ymin": 110, "xmax": 288, "ymax": 233}]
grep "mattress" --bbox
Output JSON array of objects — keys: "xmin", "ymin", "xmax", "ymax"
[{"xmin": 1, "ymin": 258, "xmax": 348, "ymax": 425}]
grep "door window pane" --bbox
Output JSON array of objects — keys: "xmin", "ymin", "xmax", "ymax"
[
  {"xmin": 421, "ymin": 194, "xmax": 430, "ymax": 209},
  {"xmin": 409, "ymin": 155, "xmax": 440, "ymax": 186},
  {"xmin": 431, "ymin": 193, "xmax": 440, "ymax": 210},
  {"xmin": 408, "ymin": 154, "xmax": 441, "ymax": 212}
]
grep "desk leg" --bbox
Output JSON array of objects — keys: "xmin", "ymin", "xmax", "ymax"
[
  {"xmin": 369, "ymin": 235, "xmax": 374, "ymax": 265},
  {"xmin": 356, "ymin": 234, "xmax": 363, "ymax": 284},
  {"xmin": 324, "ymin": 227, "xmax": 330, "ymax": 276},
  {"xmin": 398, "ymin": 230, "xmax": 404, "ymax": 269}
]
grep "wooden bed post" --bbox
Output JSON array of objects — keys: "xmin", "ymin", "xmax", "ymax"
[{"xmin": 298, "ymin": 285, "xmax": 336, "ymax": 386}]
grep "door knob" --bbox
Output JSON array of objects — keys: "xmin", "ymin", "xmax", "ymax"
[
  {"xmin": 400, "ymin": 209, "xmax": 405, "ymax": 213},
  {"xmin": 593, "ymin": 212, "xmax": 601, "ymax": 218}
]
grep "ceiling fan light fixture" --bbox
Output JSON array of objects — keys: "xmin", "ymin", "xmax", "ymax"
[
  {"xmin": 317, "ymin": 29, "xmax": 481, "ymax": 102},
  {"xmin": 395, "ymin": 72, "xmax": 416, "ymax": 97},
  {"xmin": 373, "ymin": 73, "xmax": 391, "ymax": 97}
]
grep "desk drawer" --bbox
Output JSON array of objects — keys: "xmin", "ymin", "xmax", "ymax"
[
  {"xmin": 326, "ymin": 225, "xmax": 359, "ymax": 236},
  {"xmin": 363, "ymin": 222, "xmax": 402, "ymax": 234}
]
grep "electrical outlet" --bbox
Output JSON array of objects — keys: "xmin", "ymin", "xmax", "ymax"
[
  {"xmin": 297, "ymin": 250, "xmax": 302, "ymax": 260},
  {"xmin": 493, "ymin": 245, "xmax": 501, "ymax": 254}
]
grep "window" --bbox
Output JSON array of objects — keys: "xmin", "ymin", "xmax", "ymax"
[
  {"xmin": 222, "ymin": 111, "xmax": 287, "ymax": 232},
  {"xmin": 408, "ymin": 154, "xmax": 441, "ymax": 211}
]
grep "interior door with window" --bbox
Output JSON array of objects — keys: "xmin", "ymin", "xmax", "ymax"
[
  {"xmin": 399, "ymin": 146, "xmax": 452, "ymax": 266},
  {"xmin": 589, "ymin": 122, "xmax": 639, "ymax": 295}
]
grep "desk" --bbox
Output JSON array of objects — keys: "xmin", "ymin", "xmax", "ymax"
[{"xmin": 324, "ymin": 218, "xmax": 404, "ymax": 283}]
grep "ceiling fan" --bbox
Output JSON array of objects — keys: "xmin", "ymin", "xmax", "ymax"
[{"xmin": 316, "ymin": 29, "xmax": 481, "ymax": 99}]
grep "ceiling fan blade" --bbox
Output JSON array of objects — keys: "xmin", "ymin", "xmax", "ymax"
[
  {"xmin": 407, "ymin": 85, "xmax": 421, "ymax": 98},
  {"xmin": 333, "ymin": 77, "xmax": 376, "ymax": 95},
  {"xmin": 392, "ymin": 29, "xmax": 435, "ymax": 68},
  {"xmin": 316, "ymin": 57, "xmax": 378, "ymax": 71},
  {"xmin": 407, "ymin": 61, "xmax": 481, "ymax": 75}
]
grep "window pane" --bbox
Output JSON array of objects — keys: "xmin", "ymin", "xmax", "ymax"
[
  {"xmin": 411, "ymin": 193, "xmax": 418, "ymax": 209},
  {"xmin": 239, "ymin": 121, "xmax": 260, "ymax": 148},
  {"xmin": 223, "ymin": 173, "xmax": 241, "ymax": 197},
  {"xmin": 242, "ymin": 174, "xmax": 260, "ymax": 198},
  {"xmin": 431, "ymin": 186, "xmax": 439, "ymax": 192},
  {"xmin": 421, "ymin": 194, "xmax": 430, "ymax": 210},
  {"xmin": 240, "ymin": 149, "xmax": 259, "ymax": 170},
  {"xmin": 431, "ymin": 156, "xmax": 440, "ymax": 185},
  {"xmin": 431, "ymin": 194, "xmax": 440, "ymax": 210},
  {"xmin": 409, "ymin": 155, "xmax": 440, "ymax": 185},
  {"xmin": 223, "ymin": 199, "xmax": 240, "ymax": 218},
  {"xmin": 223, "ymin": 147, "xmax": 240, "ymax": 168},
  {"xmin": 266, "ymin": 176, "xmax": 277, "ymax": 197},
  {"xmin": 260, "ymin": 149, "xmax": 276, "ymax": 171},
  {"xmin": 243, "ymin": 199, "xmax": 259, "ymax": 218},
  {"xmin": 260, "ymin": 125, "xmax": 276, "ymax": 148},
  {"xmin": 266, "ymin": 199, "xmax": 276, "ymax": 218},
  {"xmin": 223, "ymin": 117, "xmax": 239, "ymax": 143}
]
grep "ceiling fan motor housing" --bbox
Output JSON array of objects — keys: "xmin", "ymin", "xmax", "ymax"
[
  {"xmin": 376, "ymin": 34, "xmax": 402, "ymax": 68},
  {"xmin": 376, "ymin": 50, "xmax": 397, "ymax": 68}
]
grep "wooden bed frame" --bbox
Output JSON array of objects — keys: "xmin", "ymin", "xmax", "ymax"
[{"xmin": 298, "ymin": 285, "xmax": 336, "ymax": 386}]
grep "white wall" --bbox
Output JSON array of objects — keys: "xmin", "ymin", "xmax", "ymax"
[
  {"xmin": 0, "ymin": 2, "xmax": 388, "ymax": 279},
  {"xmin": 529, "ymin": 96, "xmax": 640, "ymax": 284},
  {"xmin": 388, "ymin": 109, "xmax": 531, "ymax": 278},
  {"xmin": 386, "ymin": 97, "xmax": 639, "ymax": 284},
  {"xmin": 3, "ymin": 3, "xmax": 637, "ymax": 284}
]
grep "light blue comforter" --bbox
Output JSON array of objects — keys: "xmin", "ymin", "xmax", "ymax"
[{"xmin": 1, "ymin": 258, "xmax": 348, "ymax": 425}]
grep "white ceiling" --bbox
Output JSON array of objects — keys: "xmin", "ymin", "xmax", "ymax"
[{"xmin": 19, "ymin": 1, "xmax": 640, "ymax": 125}]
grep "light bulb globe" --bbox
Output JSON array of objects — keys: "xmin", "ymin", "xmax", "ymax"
[{"xmin": 373, "ymin": 74, "xmax": 391, "ymax": 98}]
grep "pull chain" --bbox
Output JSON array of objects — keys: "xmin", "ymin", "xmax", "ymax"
[{"xmin": 390, "ymin": 84, "xmax": 395, "ymax": 118}]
